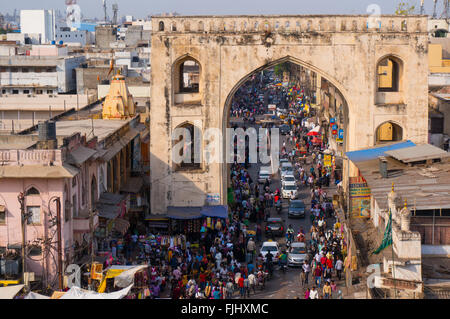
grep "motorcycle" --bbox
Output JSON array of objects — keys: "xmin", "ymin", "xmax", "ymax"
[{"xmin": 275, "ymin": 200, "xmax": 282, "ymax": 214}]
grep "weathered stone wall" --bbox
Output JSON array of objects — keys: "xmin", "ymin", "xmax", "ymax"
[{"xmin": 150, "ymin": 15, "xmax": 429, "ymax": 214}]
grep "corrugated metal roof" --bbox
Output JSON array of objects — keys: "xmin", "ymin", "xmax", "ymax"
[
  {"xmin": 101, "ymin": 128, "xmax": 142, "ymax": 162},
  {"xmin": 66, "ymin": 146, "xmax": 97, "ymax": 165},
  {"xmin": 385, "ymin": 144, "xmax": 450, "ymax": 163},
  {"xmin": 351, "ymin": 156, "xmax": 450, "ymax": 211},
  {"xmin": 345, "ymin": 140, "xmax": 416, "ymax": 163}
]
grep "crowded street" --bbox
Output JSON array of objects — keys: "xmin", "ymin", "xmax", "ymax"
[{"xmin": 91, "ymin": 68, "xmax": 349, "ymax": 300}]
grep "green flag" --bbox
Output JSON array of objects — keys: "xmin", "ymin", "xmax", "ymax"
[{"xmin": 373, "ymin": 209, "xmax": 392, "ymax": 255}]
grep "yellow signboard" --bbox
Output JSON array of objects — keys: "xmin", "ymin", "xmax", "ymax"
[
  {"xmin": 324, "ymin": 155, "xmax": 332, "ymax": 167},
  {"xmin": 349, "ymin": 176, "xmax": 371, "ymax": 218}
]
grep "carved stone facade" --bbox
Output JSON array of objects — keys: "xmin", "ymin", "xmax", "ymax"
[{"xmin": 150, "ymin": 15, "xmax": 429, "ymax": 214}]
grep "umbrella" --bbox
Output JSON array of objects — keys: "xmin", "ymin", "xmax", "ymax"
[{"xmin": 307, "ymin": 126, "xmax": 321, "ymax": 136}]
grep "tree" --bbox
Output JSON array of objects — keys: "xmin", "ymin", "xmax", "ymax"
[{"xmin": 395, "ymin": 1, "xmax": 416, "ymax": 15}]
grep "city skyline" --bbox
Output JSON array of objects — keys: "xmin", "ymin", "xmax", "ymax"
[{"xmin": 0, "ymin": 0, "xmax": 446, "ymax": 20}]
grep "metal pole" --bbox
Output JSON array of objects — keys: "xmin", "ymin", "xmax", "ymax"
[
  {"xmin": 432, "ymin": 209, "xmax": 435, "ymax": 245},
  {"xmin": 392, "ymin": 232, "xmax": 396, "ymax": 299},
  {"xmin": 18, "ymin": 192, "xmax": 26, "ymax": 288},
  {"xmin": 54, "ymin": 197, "xmax": 63, "ymax": 291},
  {"xmin": 89, "ymin": 203, "xmax": 95, "ymax": 291},
  {"xmin": 77, "ymin": 92, "xmax": 79, "ymax": 120}
]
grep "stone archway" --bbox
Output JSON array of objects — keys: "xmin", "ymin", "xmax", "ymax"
[{"xmin": 149, "ymin": 15, "xmax": 429, "ymax": 215}]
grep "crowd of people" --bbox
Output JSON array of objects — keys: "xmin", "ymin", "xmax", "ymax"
[{"xmin": 93, "ymin": 69, "xmax": 347, "ymax": 300}]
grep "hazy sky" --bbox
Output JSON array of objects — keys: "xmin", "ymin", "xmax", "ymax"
[{"xmin": 1, "ymin": 0, "xmax": 444, "ymax": 19}]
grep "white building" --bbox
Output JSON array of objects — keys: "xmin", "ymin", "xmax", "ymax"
[
  {"xmin": 55, "ymin": 25, "xmax": 94, "ymax": 46},
  {"xmin": 0, "ymin": 46, "xmax": 85, "ymax": 95},
  {"xmin": 20, "ymin": 10, "xmax": 56, "ymax": 44}
]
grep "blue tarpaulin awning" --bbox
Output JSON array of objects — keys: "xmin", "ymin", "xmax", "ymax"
[
  {"xmin": 167, "ymin": 207, "xmax": 203, "ymax": 220},
  {"xmin": 201, "ymin": 206, "xmax": 228, "ymax": 219},
  {"xmin": 345, "ymin": 141, "xmax": 416, "ymax": 163}
]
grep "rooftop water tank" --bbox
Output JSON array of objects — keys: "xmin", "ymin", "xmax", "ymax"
[{"xmin": 38, "ymin": 121, "xmax": 56, "ymax": 141}]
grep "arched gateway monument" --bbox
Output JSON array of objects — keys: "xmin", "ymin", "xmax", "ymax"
[{"xmin": 149, "ymin": 15, "xmax": 429, "ymax": 215}]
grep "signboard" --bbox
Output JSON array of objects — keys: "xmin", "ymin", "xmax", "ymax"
[
  {"xmin": 330, "ymin": 117, "xmax": 336, "ymax": 124},
  {"xmin": 337, "ymin": 129, "xmax": 344, "ymax": 143},
  {"xmin": 268, "ymin": 104, "xmax": 276, "ymax": 111},
  {"xmin": 324, "ymin": 155, "xmax": 332, "ymax": 167},
  {"xmin": 332, "ymin": 130, "xmax": 338, "ymax": 136},
  {"xmin": 349, "ymin": 176, "xmax": 371, "ymax": 218},
  {"xmin": 206, "ymin": 193, "xmax": 220, "ymax": 204},
  {"xmin": 332, "ymin": 124, "xmax": 338, "ymax": 131}
]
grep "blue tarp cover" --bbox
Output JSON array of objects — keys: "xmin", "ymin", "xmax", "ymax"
[
  {"xmin": 345, "ymin": 141, "xmax": 416, "ymax": 163},
  {"xmin": 201, "ymin": 206, "xmax": 228, "ymax": 219},
  {"xmin": 166, "ymin": 207, "xmax": 203, "ymax": 220}
]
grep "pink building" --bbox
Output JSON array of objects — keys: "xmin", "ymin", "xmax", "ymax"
[
  {"xmin": 0, "ymin": 114, "xmax": 146, "ymax": 288},
  {"xmin": 0, "ymin": 141, "xmax": 99, "ymax": 286}
]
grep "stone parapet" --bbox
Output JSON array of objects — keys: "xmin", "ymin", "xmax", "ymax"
[{"xmin": 152, "ymin": 15, "xmax": 428, "ymax": 34}]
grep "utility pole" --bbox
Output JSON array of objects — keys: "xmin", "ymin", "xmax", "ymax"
[
  {"xmin": 433, "ymin": 0, "xmax": 438, "ymax": 18},
  {"xmin": 88, "ymin": 203, "xmax": 95, "ymax": 291},
  {"xmin": 54, "ymin": 197, "xmax": 63, "ymax": 291},
  {"xmin": 18, "ymin": 192, "xmax": 26, "ymax": 288}
]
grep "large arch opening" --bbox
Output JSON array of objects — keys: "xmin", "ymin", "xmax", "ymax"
[
  {"xmin": 375, "ymin": 121, "xmax": 403, "ymax": 145},
  {"xmin": 222, "ymin": 57, "xmax": 351, "ymax": 208}
]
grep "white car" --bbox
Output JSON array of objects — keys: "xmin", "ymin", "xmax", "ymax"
[
  {"xmin": 280, "ymin": 162, "xmax": 294, "ymax": 178},
  {"xmin": 281, "ymin": 173, "xmax": 296, "ymax": 184},
  {"xmin": 260, "ymin": 241, "xmax": 280, "ymax": 261},
  {"xmin": 282, "ymin": 181, "xmax": 298, "ymax": 199},
  {"xmin": 258, "ymin": 169, "xmax": 271, "ymax": 184},
  {"xmin": 287, "ymin": 242, "xmax": 307, "ymax": 267}
]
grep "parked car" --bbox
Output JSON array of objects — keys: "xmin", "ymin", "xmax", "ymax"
[
  {"xmin": 265, "ymin": 217, "xmax": 285, "ymax": 237},
  {"xmin": 287, "ymin": 242, "xmax": 307, "ymax": 267},
  {"xmin": 288, "ymin": 200, "xmax": 306, "ymax": 219},
  {"xmin": 260, "ymin": 241, "xmax": 281, "ymax": 261}
]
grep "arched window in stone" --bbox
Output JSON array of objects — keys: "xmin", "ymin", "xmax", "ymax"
[
  {"xmin": 158, "ymin": 21, "xmax": 165, "ymax": 31},
  {"xmin": 377, "ymin": 56, "xmax": 403, "ymax": 92},
  {"xmin": 307, "ymin": 20, "xmax": 312, "ymax": 32},
  {"xmin": 375, "ymin": 122, "xmax": 403, "ymax": 144},
  {"xmin": 171, "ymin": 22, "xmax": 177, "ymax": 32},
  {"xmin": 25, "ymin": 186, "xmax": 41, "ymax": 225},
  {"xmin": 175, "ymin": 57, "xmax": 200, "ymax": 94},
  {"xmin": 263, "ymin": 21, "xmax": 270, "ymax": 32},
  {"xmin": 254, "ymin": 21, "xmax": 259, "ymax": 31},
  {"xmin": 25, "ymin": 187, "xmax": 40, "ymax": 196},
  {"xmin": 401, "ymin": 20, "xmax": 407, "ymax": 31},
  {"xmin": 285, "ymin": 21, "xmax": 290, "ymax": 30},
  {"xmin": 340, "ymin": 20, "xmax": 346, "ymax": 31},
  {"xmin": 173, "ymin": 122, "xmax": 201, "ymax": 170},
  {"xmin": 352, "ymin": 20, "xmax": 358, "ymax": 31}
]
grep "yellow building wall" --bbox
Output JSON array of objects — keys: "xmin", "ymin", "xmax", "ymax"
[
  {"xmin": 378, "ymin": 60, "xmax": 393, "ymax": 88},
  {"xmin": 429, "ymin": 43, "xmax": 450, "ymax": 73}
]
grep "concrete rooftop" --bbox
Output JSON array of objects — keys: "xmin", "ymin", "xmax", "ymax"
[{"xmin": 354, "ymin": 156, "xmax": 450, "ymax": 211}]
